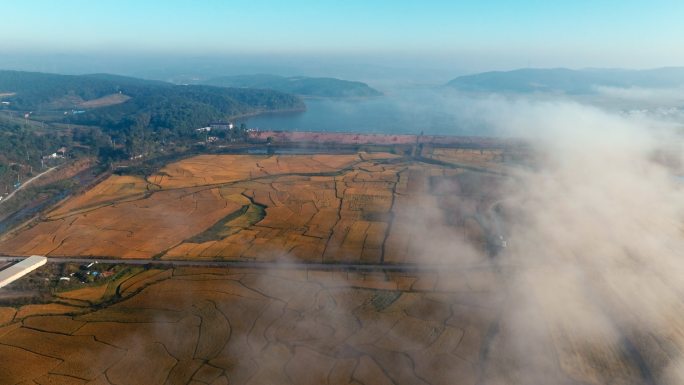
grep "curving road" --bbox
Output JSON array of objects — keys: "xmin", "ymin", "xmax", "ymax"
[{"xmin": 0, "ymin": 166, "xmax": 57, "ymax": 206}]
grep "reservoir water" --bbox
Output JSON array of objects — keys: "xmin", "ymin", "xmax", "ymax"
[{"xmin": 239, "ymin": 88, "xmax": 497, "ymax": 136}]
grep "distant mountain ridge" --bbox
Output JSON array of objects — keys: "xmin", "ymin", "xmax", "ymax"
[
  {"xmin": 202, "ymin": 74, "xmax": 382, "ymax": 98},
  {"xmin": 446, "ymin": 67, "xmax": 684, "ymax": 94}
]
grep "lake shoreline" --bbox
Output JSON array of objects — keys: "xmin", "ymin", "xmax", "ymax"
[{"xmin": 229, "ymin": 106, "xmax": 307, "ymax": 121}]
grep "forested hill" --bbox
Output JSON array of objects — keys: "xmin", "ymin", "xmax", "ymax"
[
  {"xmin": 0, "ymin": 71, "xmax": 169, "ymax": 110},
  {"xmin": 0, "ymin": 70, "xmax": 305, "ymax": 129},
  {"xmin": 0, "ymin": 70, "xmax": 306, "ymax": 200},
  {"xmin": 202, "ymin": 74, "xmax": 382, "ymax": 98},
  {"xmin": 446, "ymin": 67, "xmax": 684, "ymax": 94}
]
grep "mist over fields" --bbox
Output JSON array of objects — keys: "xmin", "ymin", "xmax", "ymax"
[
  {"xmin": 2, "ymin": 0, "xmax": 684, "ymax": 382},
  {"xmin": 246, "ymin": 81, "xmax": 684, "ymax": 382},
  {"xmin": 253, "ymin": 92, "xmax": 684, "ymax": 382},
  {"xmin": 2, "ymin": 57, "xmax": 684, "ymax": 383},
  {"xmin": 479, "ymin": 97, "xmax": 683, "ymax": 383}
]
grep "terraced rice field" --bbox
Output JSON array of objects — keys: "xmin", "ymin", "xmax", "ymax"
[{"xmin": 0, "ymin": 151, "xmax": 502, "ymax": 263}]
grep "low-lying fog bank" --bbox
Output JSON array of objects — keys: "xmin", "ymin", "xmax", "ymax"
[{"xmin": 445, "ymin": 96, "xmax": 684, "ymax": 383}]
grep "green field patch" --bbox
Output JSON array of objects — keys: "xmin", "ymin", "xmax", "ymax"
[{"xmin": 186, "ymin": 203, "xmax": 266, "ymax": 243}]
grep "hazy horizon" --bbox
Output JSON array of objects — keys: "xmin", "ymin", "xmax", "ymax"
[
  {"xmin": 3, "ymin": 53, "xmax": 684, "ymax": 88},
  {"xmin": 1, "ymin": 0, "xmax": 684, "ymax": 84}
]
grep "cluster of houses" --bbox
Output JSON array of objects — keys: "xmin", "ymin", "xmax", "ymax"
[{"xmin": 60, "ymin": 261, "xmax": 116, "ymax": 284}]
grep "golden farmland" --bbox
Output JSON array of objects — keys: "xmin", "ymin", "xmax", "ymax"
[
  {"xmin": 2, "ymin": 266, "xmax": 500, "ymax": 385},
  {"xmin": 0, "ymin": 264, "xmax": 652, "ymax": 385},
  {"xmin": 0, "ymin": 148, "xmax": 666, "ymax": 385},
  {"xmin": 0, "ymin": 150, "xmax": 501, "ymax": 263}
]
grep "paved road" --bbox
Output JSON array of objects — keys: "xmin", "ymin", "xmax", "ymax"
[
  {"xmin": 0, "ymin": 255, "xmax": 498, "ymax": 273},
  {"xmin": 0, "ymin": 166, "xmax": 57, "ymax": 206}
]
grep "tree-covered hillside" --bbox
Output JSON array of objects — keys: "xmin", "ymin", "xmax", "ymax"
[
  {"xmin": 202, "ymin": 74, "xmax": 382, "ymax": 98},
  {"xmin": 446, "ymin": 67, "xmax": 684, "ymax": 94},
  {"xmin": 0, "ymin": 116, "xmax": 69, "ymax": 194},
  {"xmin": 0, "ymin": 70, "xmax": 305, "ymax": 125},
  {"xmin": 0, "ymin": 70, "xmax": 306, "ymax": 196},
  {"xmin": 72, "ymin": 85, "xmax": 305, "ymax": 131},
  {"xmin": 0, "ymin": 71, "xmax": 167, "ymax": 110}
]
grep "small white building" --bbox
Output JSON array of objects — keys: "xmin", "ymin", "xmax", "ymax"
[
  {"xmin": 210, "ymin": 122, "xmax": 234, "ymax": 130},
  {"xmin": 0, "ymin": 255, "xmax": 48, "ymax": 288}
]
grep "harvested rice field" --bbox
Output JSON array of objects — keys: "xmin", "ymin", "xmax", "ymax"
[
  {"xmin": 0, "ymin": 150, "xmax": 505, "ymax": 263},
  {"xmin": 2, "ymin": 266, "xmax": 493, "ymax": 385},
  {"xmin": 0, "ymin": 265, "xmax": 657, "ymax": 385},
  {"xmin": 0, "ymin": 146, "xmax": 676, "ymax": 385}
]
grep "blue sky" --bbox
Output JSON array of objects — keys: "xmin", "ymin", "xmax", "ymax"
[{"xmin": 1, "ymin": 0, "xmax": 683, "ymax": 68}]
